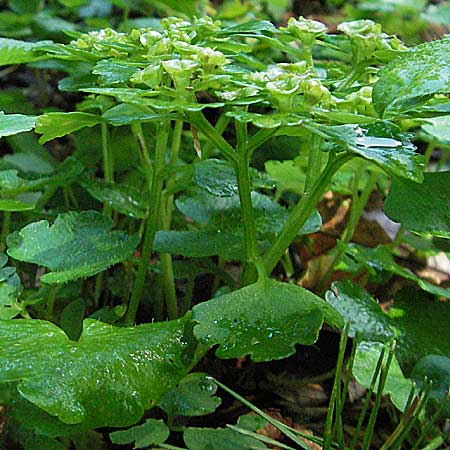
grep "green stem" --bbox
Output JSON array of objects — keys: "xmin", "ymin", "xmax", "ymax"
[
  {"xmin": 46, "ymin": 285, "xmax": 58, "ymax": 320},
  {"xmin": 131, "ymin": 122, "xmax": 153, "ymax": 193},
  {"xmin": 201, "ymin": 112, "xmax": 231, "ymax": 159},
  {"xmin": 188, "ymin": 111, "xmax": 236, "ymax": 162},
  {"xmin": 159, "ymin": 120, "xmax": 184, "ymax": 320},
  {"xmin": 263, "ymin": 153, "xmax": 353, "ymax": 275},
  {"xmin": 125, "ymin": 121, "xmax": 169, "ymax": 325},
  {"xmin": 318, "ymin": 169, "xmax": 378, "ymax": 293},
  {"xmin": 304, "ymin": 133, "xmax": 323, "ymax": 196},
  {"xmin": 1, "ymin": 211, "xmax": 11, "ymax": 251},
  {"xmin": 101, "ymin": 122, "xmax": 113, "ymax": 184}
]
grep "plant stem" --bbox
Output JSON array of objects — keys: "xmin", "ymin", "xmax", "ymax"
[
  {"xmin": 101, "ymin": 122, "xmax": 114, "ymax": 184},
  {"xmin": 125, "ymin": 121, "xmax": 169, "ymax": 325},
  {"xmin": 159, "ymin": 119, "xmax": 184, "ymax": 320},
  {"xmin": 131, "ymin": 122, "xmax": 153, "ymax": 193},
  {"xmin": 1, "ymin": 211, "xmax": 11, "ymax": 251},
  {"xmin": 263, "ymin": 153, "xmax": 353, "ymax": 275},
  {"xmin": 304, "ymin": 133, "xmax": 323, "ymax": 196},
  {"xmin": 188, "ymin": 111, "xmax": 236, "ymax": 162},
  {"xmin": 318, "ymin": 169, "xmax": 378, "ymax": 293},
  {"xmin": 201, "ymin": 112, "xmax": 231, "ymax": 159},
  {"xmin": 235, "ymin": 122, "xmax": 258, "ymax": 263}
]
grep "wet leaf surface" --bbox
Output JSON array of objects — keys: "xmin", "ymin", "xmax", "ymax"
[
  {"xmin": 0, "ymin": 317, "xmax": 198, "ymax": 427},
  {"xmin": 373, "ymin": 37, "xmax": 450, "ymax": 117},
  {"xmin": 193, "ymin": 279, "xmax": 343, "ymax": 362},
  {"xmin": 7, "ymin": 211, "xmax": 139, "ymax": 283}
]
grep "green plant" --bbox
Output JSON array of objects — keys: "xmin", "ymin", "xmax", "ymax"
[{"xmin": 0, "ymin": 13, "xmax": 449, "ymax": 449}]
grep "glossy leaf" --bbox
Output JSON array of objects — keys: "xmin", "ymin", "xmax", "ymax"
[
  {"xmin": 326, "ymin": 281, "xmax": 396, "ymax": 341},
  {"xmin": 194, "ymin": 159, "xmax": 273, "ymax": 197},
  {"xmin": 353, "ymin": 341, "xmax": 414, "ymax": 411},
  {"xmin": 0, "ymin": 254, "xmax": 22, "ymax": 320},
  {"xmin": 7, "ymin": 211, "xmax": 139, "ymax": 283},
  {"xmin": 36, "ymin": 112, "xmax": 103, "ymax": 144},
  {"xmin": 109, "ymin": 419, "xmax": 169, "ymax": 448},
  {"xmin": 102, "ymin": 104, "xmax": 172, "ymax": 126},
  {"xmin": 0, "ymin": 317, "xmax": 198, "ymax": 427},
  {"xmin": 308, "ymin": 121, "xmax": 424, "ymax": 182},
  {"xmin": 81, "ymin": 179, "xmax": 148, "ymax": 218},
  {"xmin": 176, "ymin": 190, "xmax": 321, "ymax": 237},
  {"xmin": 0, "ymin": 38, "xmax": 49, "ymax": 66},
  {"xmin": 384, "ymin": 171, "xmax": 450, "ymax": 239},
  {"xmin": 158, "ymin": 373, "xmax": 221, "ymax": 417},
  {"xmin": 154, "ymin": 231, "xmax": 245, "ymax": 260},
  {"xmin": 93, "ymin": 59, "xmax": 139, "ymax": 84},
  {"xmin": 0, "ymin": 111, "xmax": 37, "ymax": 138},
  {"xmin": 422, "ymin": 115, "xmax": 450, "ymax": 144},
  {"xmin": 193, "ymin": 279, "xmax": 343, "ymax": 362},
  {"xmin": 373, "ymin": 37, "xmax": 450, "ymax": 117}
]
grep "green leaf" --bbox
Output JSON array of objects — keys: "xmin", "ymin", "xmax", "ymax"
[
  {"xmin": 7, "ymin": 211, "xmax": 139, "ymax": 283},
  {"xmin": 0, "ymin": 38, "xmax": 49, "ymax": 66},
  {"xmin": 422, "ymin": 115, "xmax": 450, "ymax": 144},
  {"xmin": 308, "ymin": 121, "xmax": 424, "ymax": 182},
  {"xmin": 93, "ymin": 59, "xmax": 139, "ymax": 84},
  {"xmin": 220, "ymin": 20, "xmax": 276, "ymax": 35},
  {"xmin": 0, "ymin": 199, "xmax": 35, "ymax": 211},
  {"xmin": 390, "ymin": 288, "xmax": 450, "ymax": 369},
  {"xmin": 384, "ymin": 171, "xmax": 450, "ymax": 239},
  {"xmin": 59, "ymin": 299, "xmax": 85, "ymax": 341},
  {"xmin": 0, "ymin": 111, "xmax": 37, "ymax": 138},
  {"xmin": 411, "ymin": 355, "xmax": 450, "ymax": 417},
  {"xmin": 0, "ymin": 254, "xmax": 22, "ymax": 319},
  {"xmin": 193, "ymin": 279, "xmax": 343, "ymax": 362},
  {"xmin": 353, "ymin": 341, "xmax": 414, "ymax": 411},
  {"xmin": 184, "ymin": 426, "xmax": 267, "ymax": 450},
  {"xmin": 176, "ymin": 190, "xmax": 321, "ymax": 237},
  {"xmin": 264, "ymin": 159, "xmax": 306, "ymax": 196},
  {"xmin": 109, "ymin": 419, "xmax": 169, "ymax": 448},
  {"xmin": 0, "ymin": 157, "xmax": 84, "ymax": 195},
  {"xmin": 0, "ymin": 317, "xmax": 198, "ymax": 427},
  {"xmin": 343, "ymin": 244, "xmax": 450, "ymax": 299},
  {"xmin": 158, "ymin": 373, "xmax": 221, "ymax": 417},
  {"xmin": 103, "ymin": 103, "xmax": 172, "ymax": 126},
  {"xmin": 36, "ymin": 112, "xmax": 103, "ymax": 144},
  {"xmin": 194, "ymin": 159, "xmax": 273, "ymax": 197},
  {"xmin": 154, "ymin": 231, "xmax": 245, "ymax": 259},
  {"xmin": 80, "ymin": 178, "xmax": 148, "ymax": 219},
  {"xmin": 326, "ymin": 281, "xmax": 396, "ymax": 341},
  {"xmin": 373, "ymin": 37, "xmax": 450, "ymax": 117}
]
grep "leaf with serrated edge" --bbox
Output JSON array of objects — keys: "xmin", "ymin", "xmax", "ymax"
[
  {"xmin": 0, "ymin": 317, "xmax": 198, "ymax": 427},
  {"xmin": 193, "ymin": 279, "xmax": 343, "ymax": 362},
  {"xmin": 7, "ymin": 211, "xmax": 139, "ymax": 283}
]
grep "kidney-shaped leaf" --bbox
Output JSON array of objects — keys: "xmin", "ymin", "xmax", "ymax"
[
  {"xmin": 193, "ymin": 279, "xmax": 343, "ymax": 362},
  {"xmin": 7, "ymin": 211, "xmax": 139, "ymax": 283},
  {"xmin": 109, "ymin": 419, "xmax": 170, "ymax": 448},
  {"xmin": 158, "ymin": 372, "xmax": 221, "ymax": 418},
  {"xmin": 0, "ymin": 317, "xmax": 198, "ymax": 428},
  {"xmin": 373, "ymin": 37, "xmax": 450, "ymax": 117},
  {"xmin": 384, "ymin": 171, "xmax": 450, "ymax": 239}
]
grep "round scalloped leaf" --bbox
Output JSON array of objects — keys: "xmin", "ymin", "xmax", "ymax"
[
  {"xmin": 109, "ymin": 419, "xmax": 169, "ymax": 448},
  {"xmin": 7, "ymin": 211, "xmax": 139, "ymax": 283},
  {"xmin": 158, "ymin": 373, "xmax": 221, "ymax": 418},
  {"xmin": 0, "ymin": 317, "xmax": 198, "ymax": 427},
  {"xmin": 193, "ymin": 279, "xmax": 343, "ymax": 362},
  {"xmin": 373, "ymin": 37, "xmax": 450, "ymax": 117},
  {"xmin": 384, "ymin": 171, "xmax": 450, "ymax": 239}
]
